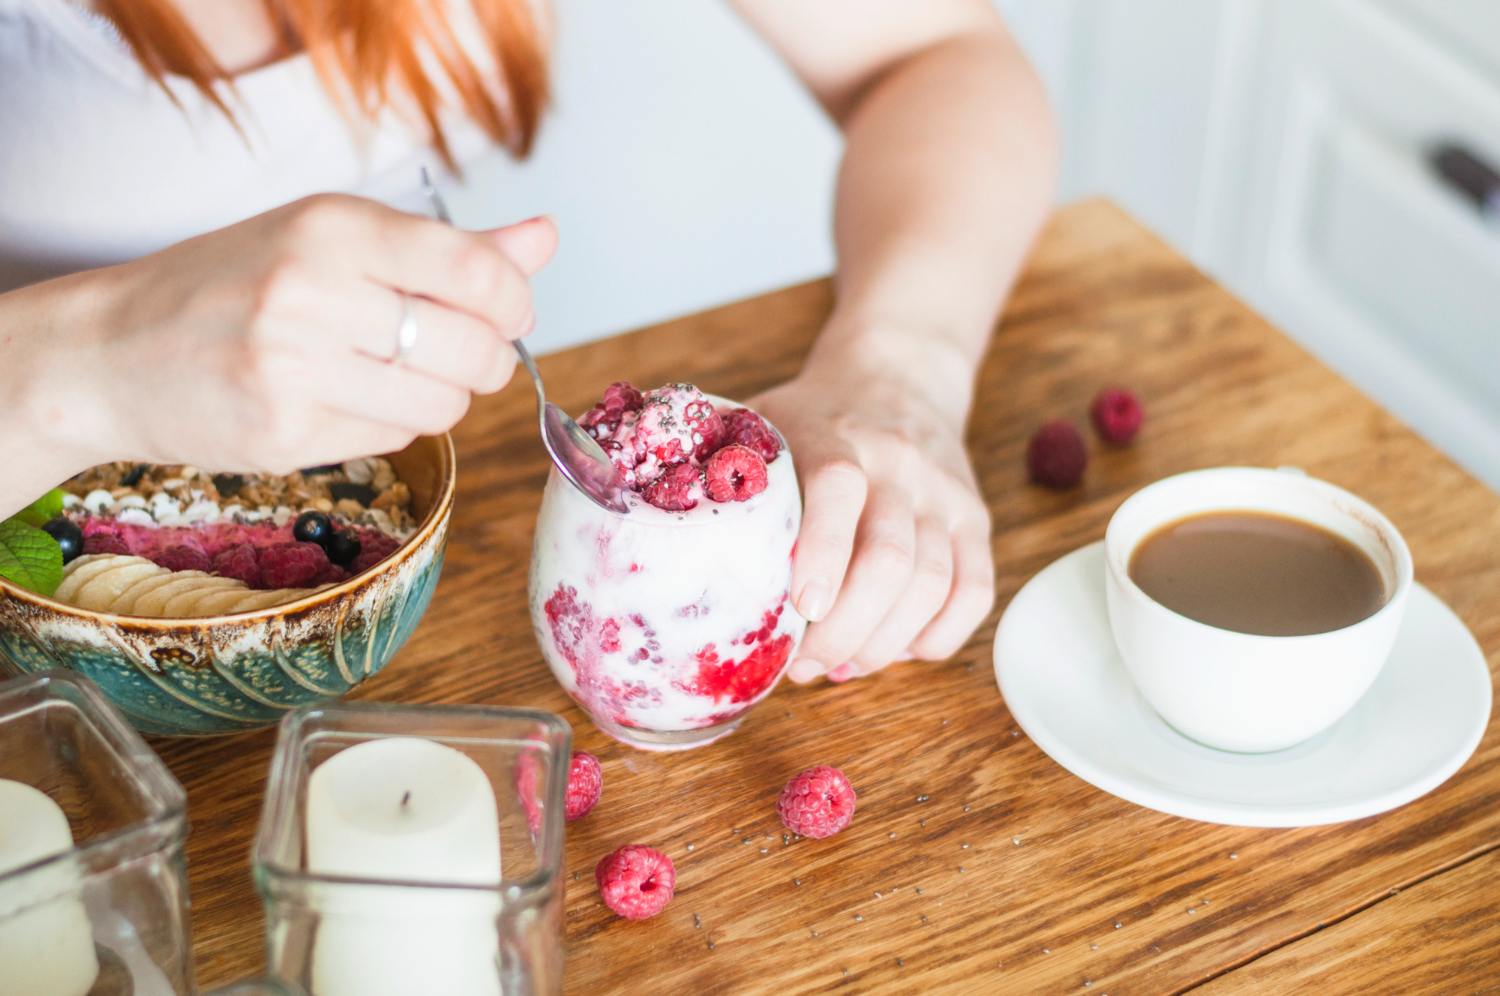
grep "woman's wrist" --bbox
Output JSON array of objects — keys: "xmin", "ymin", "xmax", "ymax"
[
  {"xmin": 0, "ymin": 271, "xmax": 123, "ymax": 515},
  {"xmin": 798, "ymin": 318, "xmax": 980, "ymax": 434}
]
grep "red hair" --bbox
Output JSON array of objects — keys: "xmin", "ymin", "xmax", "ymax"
[{"xmin": 95, "ymin": 0, "xmax": 549, "ymax": 166}]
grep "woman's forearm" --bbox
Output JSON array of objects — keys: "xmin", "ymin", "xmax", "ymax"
[
  {"xmin": 0, "ymin": 273, "xmax": 117, "ymax": 518},
  {"xmin": 809, "ymin": 27, "xmax": 1056, "ymax": 427}
]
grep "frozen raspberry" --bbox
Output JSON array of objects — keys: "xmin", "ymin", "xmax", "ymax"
[
  {"xmin": 642, "ymin": 463, "xmax": 704, "ymax": 511},
  {"xmin": 1090, "ymin": 387, "xmax": 1143, "ymax": 446},
  {"xmin": 704, "ymin": 445, "xmax": 769, "ymax": 503},
  {"xmin": 1026, "ymin": 420, "xmax": 1087, "ymax": 490},
  {"xmin": 213, "ymin": 544, "xmax": 261, "ymax": 588},
  {"xmin": 603, "ymin": 381, "xmax": 646, "ymax": 412},
  {"xmin": 683, "ymin": 399, "xmax": 725, "ymax": 462},
  {"xmin": 348, "ymin": 531, "xmax": 400, "ymax": 574},
  {"xmin": 259, "ymin": 542, "xmax": 329, "ymax": 589},
  {"xmin": 778, "ymin": 765, "xmax": 857, "ymax": 839},
  {"xmin": 151, "ymin": 545, "xmax": 212, "ymax": 574},
  {"xmin": 565, "ymin": 751, "xmax": 603, "ymax": 821},
  {"xmin": 311, "ymin": 563, "xmax": 351, "ymax": 587},
  {"xmin": 360, "ymin": 531, "xmax": 400, "ymax": 559},
  {"xmin": 580, "ymin": 381, "xmax": 647, "ymax": 437},
  {"xmin": 719, "ymin": 408, "xmax": 780, "ymax": 462},
  {"xmin": 595, "ymin": 845, "xmax": 675, "ymax": 919},
  {"xmin": 82, "ymin": 533, "xmax": 130, "ymax": 556}
]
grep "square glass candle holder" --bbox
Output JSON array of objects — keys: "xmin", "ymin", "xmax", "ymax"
[
  {"xmin": 253, "ymin": 702, "xmax": 572, "ymax": 996},
  {"xmin": 0, "ymin": 670, "xmax": 193, "ymax": 996}
]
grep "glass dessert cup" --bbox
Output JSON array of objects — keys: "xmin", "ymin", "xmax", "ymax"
[{"xmin": 529, "ymin": 403, "xmax": 806, "ymax": 751}]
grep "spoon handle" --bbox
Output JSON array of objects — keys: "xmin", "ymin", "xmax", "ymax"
[
  {"xmin": 419, "ymin": 168, "xmax": 547, "ymax": 408},
  {"xmin": 512, "ymin": 339, "xmax": 546, "ymax": 407}
]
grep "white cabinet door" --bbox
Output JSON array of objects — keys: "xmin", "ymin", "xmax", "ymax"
[{"xmin": 1199, "ymin": 0, "xmax": 1500, "ymax": 487}]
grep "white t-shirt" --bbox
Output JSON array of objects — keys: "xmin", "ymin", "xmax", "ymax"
[{"xmin": 0, "ymin": 0, "xmax": 495, "ymax": 292}]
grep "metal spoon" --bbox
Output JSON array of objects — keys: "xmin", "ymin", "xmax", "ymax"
[{"xmin": 420, "ymin": 168, "xmax": 630, "ymax": 514}]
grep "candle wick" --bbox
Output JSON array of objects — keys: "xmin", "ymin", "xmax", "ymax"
[{"xmin": 401, "ymin": 790, "xmax": 411, "ymax": 807}]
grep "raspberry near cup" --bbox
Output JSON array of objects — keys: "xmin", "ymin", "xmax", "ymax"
[{"xmin": 1103, "ymin": 467, "xmax": 1414, "ymax": 753}]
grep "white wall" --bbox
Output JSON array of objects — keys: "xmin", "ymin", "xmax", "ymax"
[
  {"xmin": 442, "ymin": 0, "xmax": 841, "ymax": 355},
  {"xmin": 440, "ymin": 0, "xmax": 1500, "ymax": 493}
]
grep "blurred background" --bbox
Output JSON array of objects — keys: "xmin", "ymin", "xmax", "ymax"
[{"xmin": 443, "ymin": 0, "xmax": 1500, "ymax": 492}]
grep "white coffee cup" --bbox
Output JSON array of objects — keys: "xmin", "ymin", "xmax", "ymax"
[{"xmin": 1104, "ymin": 467, "xmax": 1413, "ymax": 753}]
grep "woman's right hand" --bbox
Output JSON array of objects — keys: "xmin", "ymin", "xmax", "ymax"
[{"xmin": 11, "ymin": 193, "xmax": 555, "ymax": 494}]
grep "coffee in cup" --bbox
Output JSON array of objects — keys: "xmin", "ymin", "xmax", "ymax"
[{"xmin": 1104, "ymin": 467, "xmax": 1413, "ymax": 753}]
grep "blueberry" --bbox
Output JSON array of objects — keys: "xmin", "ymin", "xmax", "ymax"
[
  {"xmin": 293, "ymin": 511, "xmax": 334, "ymax": 547},
  {"xmin": 42, "ymin": 518, "xmax": 84, "ymax": 564},
  {"xmin": 326, "ymin": 530, "xmax": 362, "ymax": 567}
]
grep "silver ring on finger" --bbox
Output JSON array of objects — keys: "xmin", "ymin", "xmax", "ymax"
[{"xmin": 390, "ymin": 291, "xmax": 419, "ymax": 365}]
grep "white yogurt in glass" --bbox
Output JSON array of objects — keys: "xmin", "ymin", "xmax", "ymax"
[{"xmin": 528, "ymin": 400, "xmax": 806, "ymax": 750}]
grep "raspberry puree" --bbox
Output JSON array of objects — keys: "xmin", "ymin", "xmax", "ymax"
[{"xmin": 529, "ymin": 386, "xmax": 805, "ymax": 750}]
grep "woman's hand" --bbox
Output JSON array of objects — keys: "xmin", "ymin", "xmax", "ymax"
[
  {"xmin": 1, "ymin": 193, "xmax": 555, "ymax": 514},
  {"xmin": 751, "ymin": 342, "xmax": 995, "ymax": 684}
]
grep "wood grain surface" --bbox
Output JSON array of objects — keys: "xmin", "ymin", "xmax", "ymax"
[
  {"xmin": 150, "ymin": 200, "xmax": 1500, "ymax": 995},
  {"xmin": 1191, "ymin": 848, "xmax": 1500, "ymax": 995}
]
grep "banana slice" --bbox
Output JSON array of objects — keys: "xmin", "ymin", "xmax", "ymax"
[
  {"xmin": 160, "ymin": 578, "xmax": 242, "ymax": 617},
  {"xmin": 228, "ymin": 588, "xmax": 308, "ymax": 613},
  {"xmin": 74, "ymin": 560, "xmax": 166, "ymax": 611},
  {"xmin": 54, "ymin": 555, "xmax": 131, "ymax": 603},
  {"xmin": 130, "ymin": 574, "xmax": 213, "ymax": 617},
  {"xmin": 111, "ymin": 573, "xmax": 181, "ymax": 615},
  {"xmin": 191, "ymin": 586, "xmax": 260, "ymax": 617}
]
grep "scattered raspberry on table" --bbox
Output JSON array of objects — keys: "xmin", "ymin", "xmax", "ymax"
[
  {"xmin": 595, "ymin": 845, "xmax": 676, "ymax": 919},
  {"xmin": 566, "ymin": 751, "xmax": 603, "ymax": 821},
  {"xmin": 777, "ymin": 765, "xmax": 857, "ymax": 839},
  {"xmin": 1026, "ymin": 419, "xmax": 1088, "ymax": 490},
  {"xmin": 1090, "ymin": 387, "xmax": 1143, "ymax": 445}
]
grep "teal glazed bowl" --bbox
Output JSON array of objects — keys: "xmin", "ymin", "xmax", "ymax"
[{"xmin": 0, "ymin": 436, "xmax": 455, "ymax": 736}]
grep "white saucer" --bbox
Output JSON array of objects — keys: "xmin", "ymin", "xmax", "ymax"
[{"xmin": 994, "ymin": 542, "xmax": 1492, "ymax": 827}]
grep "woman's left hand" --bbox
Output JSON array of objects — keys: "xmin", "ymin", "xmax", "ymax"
[{"xmin": 750, "ymin": 363, "xmax": 995, "ymax": 684}]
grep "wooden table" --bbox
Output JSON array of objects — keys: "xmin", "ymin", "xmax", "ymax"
[{"xmin": 158, "ymin": 200, "xmax": 1500, "ymax": 995}]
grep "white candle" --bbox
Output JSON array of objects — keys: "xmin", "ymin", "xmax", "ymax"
[
  {"xmin": 306, "ymin": 737, "xmax": 502, "ymax": 996},
  {"xmin": 0, "ymin": 780, "xmax": 99, "ymax": 996}
]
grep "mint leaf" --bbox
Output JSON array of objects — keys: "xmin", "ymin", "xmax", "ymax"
[
  {"xmin": 0, "ymin": 519, "xmax": 64, "ymax": 596},
  {"xmin": 12, "ymin": 489, "xmax": 66, "ymax": 528}
]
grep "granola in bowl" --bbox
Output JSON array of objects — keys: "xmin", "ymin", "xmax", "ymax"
[{"xmin": 49, "ymin": 458, "xmax": 417, "ymax": 617}]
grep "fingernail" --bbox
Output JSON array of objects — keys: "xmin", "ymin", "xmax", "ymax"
[
  {"xmin": 517, "ymin": 310, "xmax": 536, "ymax": 338},
  {"xmin": 787, "ymin": 658, "xmax": 824, "ymax": 684},
  {"xmin": 796, "ymin": 577, "xmax": 832, "ymax": 622},
  {"xmin": 827, "ymin": 663, "xmax": 858, "ymax": 683}
]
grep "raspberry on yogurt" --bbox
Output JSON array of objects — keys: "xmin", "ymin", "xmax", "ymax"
[{"xmin": 623, "ymin": 384, "xmax": 721, "ymax": 487}]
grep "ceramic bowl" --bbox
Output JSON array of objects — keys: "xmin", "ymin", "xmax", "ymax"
[{"xmin": 0, "ymin": 436, "xmax": 455, "ymax": 736}]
